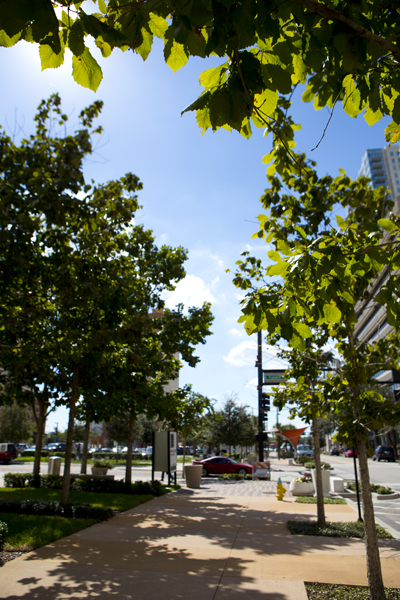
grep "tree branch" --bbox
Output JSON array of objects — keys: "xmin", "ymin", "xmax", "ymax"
[{"xmin": 293, "ymin": 0, "xmax": 400, "ymax": 58}]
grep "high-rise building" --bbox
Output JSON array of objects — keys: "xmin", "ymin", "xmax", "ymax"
[
  {"xmin": 355, "ymin": 145, "xmax": 400, "ymax": 450},
  {"xmin": 358, "ymin": 145, "xmax": 400, "ymax": 202}
]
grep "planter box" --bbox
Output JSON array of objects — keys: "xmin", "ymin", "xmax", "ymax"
[
  {"xmin": 184, "ymin": 465, "xmax": 202, "ymax": 489},
  {"xmin": 372, "ymin": 491, "xmax": 400, "ymax": 501},
  {"xmin": 311, "ymin": 469, "xmax": 331, "ymax": 497},
  {"xmin": 91, "ymin": 466, "xmax": 108, "ymax": 476},
  {"xmin": 289, "ymin": 480, "xmax": 314, "ymax": 496}
]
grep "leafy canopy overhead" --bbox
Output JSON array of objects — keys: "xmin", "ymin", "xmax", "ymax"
[{"xmin": 1, "ymin": 0, "xmax": 399, "ymax": 174}]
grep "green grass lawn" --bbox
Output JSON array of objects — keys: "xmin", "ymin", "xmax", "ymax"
[
  {"xmin": 0, "ymin": 487, "xmax": 153, "ymax": 512},
  {"xmin": 0, "ymin": 487, "xmax": 156, "ymax": 551},
  {"xmin": 0, "ymin": 513, "xmax": 95, "ymax": 551},
  {"xmin": 295, "ymin": 496, "xmax": 347, "ymax": 504}
]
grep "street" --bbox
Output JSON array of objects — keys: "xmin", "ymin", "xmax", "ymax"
[{"xmin": 1, "ymin": 455, "xmax": 399, "ymax": 538}]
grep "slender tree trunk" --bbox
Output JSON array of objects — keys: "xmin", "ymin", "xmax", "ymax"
[
  {"xmin": 182, "ymin": 435, "xmax": 187, "ymax": 477},
  {"xmin": 125, "ymin": 413, "xmax": 135, "ymax": 487},
  {"xmin": 358, "ymin": 440, "xmax": 386, "ymax": 600},
  {"xmin": 80, "ymin": 411, "xmax": 91, "ymax": 475},
  {"xmin": 312, "ymin": 417, "xmax": 326, "ymax": 527},
  {"xmin": 32, "ymin": 399, "xmax": 46, "ymax": 485},
  {"xmin": 60, "ymin": 364, "xmax": 80, "ymax": 505}
]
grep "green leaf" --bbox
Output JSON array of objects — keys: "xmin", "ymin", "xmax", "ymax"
[
  {"xmin": 164, "ymin": 39, "xmax": 188, "ymax": 72},
  {"xmin": 364, "ymin": 106, "xmax": 383, "ymax": 127},
  {"xmin": 199, "ymin": 65, "xmax": 228, "ymax": 90},
  {"xmin": 323, "ymin": 302, "xmax": 341, "ymax": 324},
  {"xmin": 72, "ymin": 47, "xmax": 103, "ymax": 92},
  {"xmin": 267, "ymin": 262, "xmax": 288, "ymax": 276},
  {"xmin": 135, "ymin": 29, "xmax": 153, "ymax": 61},
  {"xmin": 293, "ymin": 322, "xmax": 312, "ymax": 338},
  {"xmin": 39, "ymin": 39, "xmax": 64, "ymax": 70},
  {"xmin": 148, "ymin": 14, "xmax": 168, "ymax": 38},
  {"xmin": 268, "ymin": 250, "xmax": 282, "ymax": 262},
  {"xmin": 98, "ymin": 0, "xmax": 107, "ymax": 13},
  {"xmin": 0, "ymin": 29, "xmax": 22, "ymax": 47},
  {"xmin": 335, "ymin": 215, "xmax": 346, "ymax": 231},
  {"xmin": 378, "ymin": 218, "xmax": 397, "ymax": 232}
]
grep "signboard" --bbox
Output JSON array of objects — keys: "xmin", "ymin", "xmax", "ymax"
[
  {"xmin": 262, "ymin": 370, "xmax": 286, "ymax": 386},
  {"xmin": 153, "ymin": 430, "xmax": 177, "ymax": 485}
]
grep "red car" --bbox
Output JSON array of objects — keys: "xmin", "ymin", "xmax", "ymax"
[
  {"xmin": 192, "ymin": 456, "xmax": 253, "ymax": 477},
  {"xmin": 345, "ymin": 449, "xmax": 357, "ymax": 458}
]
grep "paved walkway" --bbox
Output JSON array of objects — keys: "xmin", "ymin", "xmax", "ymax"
[{"xmin": 2, "ymin": 475, "xmax": 400, "ymax": 600}]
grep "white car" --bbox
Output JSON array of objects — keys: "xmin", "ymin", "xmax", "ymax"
[{"xmin": 296, "ymin": 445, "xmax": 314, "ymax": 457}]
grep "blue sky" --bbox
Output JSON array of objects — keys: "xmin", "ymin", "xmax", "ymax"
[{"xmin": 0, "ymin": 38, "xmax": 391, "ymax": 434}]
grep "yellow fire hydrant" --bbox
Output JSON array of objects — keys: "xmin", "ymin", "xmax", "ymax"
[{"xmin": 276, "ymin": 477, "xmax": 287, "ymax": 501}]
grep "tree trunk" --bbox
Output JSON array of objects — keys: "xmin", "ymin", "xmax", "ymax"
[
  {"xmin": 80, "ymin": 411, "xmax": 91, "ymax": 475},
  {"xmin": 358, "ymin": 441, "xmax": 386, "ymax": 600},
  {"xmin": 60, "ymin": 364, "xmax": 79, "ymax": 505},
  {"xmin": 312, "ymin": 417, "xmax": 326, "ymax": 527},
  {"xmin": 182, "ymin": 435, "xmax": 187, "ymax": 477},
  {"xmin": 32, "ymin": 399, "xmax": 46, "ymax": 486},
  {"xmin": 125, "ymin": 413, "xmax": 135, "ymax": 487}
]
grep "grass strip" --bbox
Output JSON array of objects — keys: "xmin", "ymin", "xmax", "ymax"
[
  {"xmin": 288, "ymin": 520, "xmax": 393, "ymax": 539},
  {"xmin": 295, "ymin": 496, "xmax": 347, "ymax": 504},
  {"xmin": 0, "ymin": 512, "xmax": 94, "ymax": 551},
  {"xmin": 306, "ymin": 582, "xmax": 400, "ymax": 599},
  {"xmin": 0, "ymin": 488, "xmax": 154, "ymax": 512}
]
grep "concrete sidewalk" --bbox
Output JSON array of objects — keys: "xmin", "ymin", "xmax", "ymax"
[{"xmin": 2, "ymin": 477, "xmax": 400, "ymax": 600}]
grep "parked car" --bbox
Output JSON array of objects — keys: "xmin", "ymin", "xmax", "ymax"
[
  {"xmin": 372, "ymin": 445, "xmax": 395, "ymax": 462},
  {"xmin": 93, "ymin": 447, "xmax": 113, "ymax": 453},
  {"xmin": 296, "ymin": 445, "xmax": 314, "ymax": 457},
  {"xmin": 345, "ymin": 449, "xmax": 357, "ymax": 458},
  {"xmin": 112, "ymin": 446, "xmax": 128, "ymax": 453},
  {"xmin": 42, "ymin": 442, "xmax": 67, "ymax": 453},
  {"xmin": 0, "ymin": 443, "xmax": 18, "ymax": 464},
  {"xmin": 329, "ymin": 448, "xmax": 340, "ymax": 456},
  {"xmin": 192, "ymin": 456, "xmax": 253, "ymax": 477}
]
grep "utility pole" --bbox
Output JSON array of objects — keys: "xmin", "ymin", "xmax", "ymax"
[{"xmin": 257, "ymin": 330, "xmax": 263, "ymax": 461}]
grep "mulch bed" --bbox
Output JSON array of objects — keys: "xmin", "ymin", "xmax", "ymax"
[{"xmin": 0, "ymin": 550, "xmax": 29, "ymax": 566}]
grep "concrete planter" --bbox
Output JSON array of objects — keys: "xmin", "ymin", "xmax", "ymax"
[
  {"xmin": 91, "ymin": 466, "xmax": 108, "ymax": 476},
  {"xmin": 289, "ymin": 480, "xmax": 314, "ymax": 496},
  {"xmin": 184, "ymin": 465, "xmax": 203, "ymax": 489},
  {"xmin": 311, "ymin": 469, "xmax": 331, "ymax": 497}
]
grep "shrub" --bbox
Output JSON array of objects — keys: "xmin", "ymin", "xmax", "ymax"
[
  {"xmin": 295, "ymin": 496, "xmax": 347, "ymax": 504},
  {"xmin": 3, "ymin": 473, "xmax": 173, "ymax": 496},
  {"xmin": 304, "ymin": 461, "xmax": 332, "ymax": 470},
  {"xmin": 0, "ymin": 521, "xmax": 8, "ymax": 550},
  {"xmin": 347, "ymin": 482, "xmax": 393, "ymax": 495},
  {"xmin": 218, "ymin": 473, "xmax": 249, "ymax": 481},
  {"xmin": 92, "ymin": 459, "xmax": 113, "ymax": 469},
  {"xmin": 296, "ymin": 455, "xmax": 311, "ymax": 466},
  {"xmin": 287, "ymin": 520, "xmax": 392, "ymax": 539},
  {"xmin": 0, "ymin": 499, "xmax": 112, "ymax": 520}
]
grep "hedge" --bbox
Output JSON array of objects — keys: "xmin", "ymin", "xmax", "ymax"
[
  {"xmin": 0, "ymin": 521, "xmax": 7, "ymax": 550},
  {"xmin": 3, "ymin": 473, "xmax": 170, "ymax": 497},
  {"xmin": 20, "ymin": 451, "xmax": 76, "ymax": 459},
  {"xmin": 0, "ymin": 499, "xmax": 112, "ymax": 520}
]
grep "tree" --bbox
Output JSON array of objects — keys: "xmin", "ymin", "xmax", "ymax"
[
  {"xmin": 166, "ymin": 391, "xmax": 213, "ymax": 474},
  {"xmin": 233, "ymin": 164, "xmax": 400, "ymax": 600},
  {"xmin": 0, "ymin": 403, "xmax": 33, "ymax": 443},
  {"xmin": 218, "ymin": 394, "xmax": 247, "ymax": 455},
  {"xmin": 273, "ymin": 341, "xmax": 335, "ymax": 527},
  {"xmin": 0, "ymin": 1, "xmax": 399, "ymax": 178},
  {"xmin": 0, "ymin": 94, "xmax": 214, "ymax": 502}
]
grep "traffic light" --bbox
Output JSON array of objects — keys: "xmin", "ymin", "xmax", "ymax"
[
  {"xmin": 261, "ymin": 393, "xmax": 270, "ymax": 412},
  {"xmin": 255, "ymin": 432, "xmax": 269, "ymax": 442}
]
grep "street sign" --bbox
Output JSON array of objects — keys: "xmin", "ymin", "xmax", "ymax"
[{"xmin": 262, "ymin": 370, "xmax": 286, "ymax": 385}]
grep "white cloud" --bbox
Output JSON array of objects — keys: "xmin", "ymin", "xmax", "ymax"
[
  {"xmin": 246, "ymin": 377, "xmax": 258, "ymax": 388},
  {"xmin": 229, "ymin": 328, "xmax": 246, "ymax": 337},
  {"xmin": 164, "ymin": 274, "xmax": 216, "ymax": 308},
  {"xmin": 223, "ymin": 340, "xmax": 288, "ymax": 368}
]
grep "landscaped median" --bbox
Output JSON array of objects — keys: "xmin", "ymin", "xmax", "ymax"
[{"xmin": 0, "ymin": 475, "xmax": 179, "ymax": 565}]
